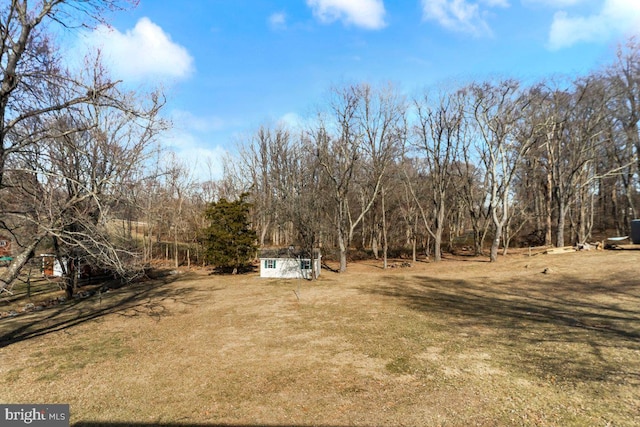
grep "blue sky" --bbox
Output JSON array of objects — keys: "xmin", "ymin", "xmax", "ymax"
[{"xmin": 70, "ymin": 0, "xmax": 640, "ymax": 179}]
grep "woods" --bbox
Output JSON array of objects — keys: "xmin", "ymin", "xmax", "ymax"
[
  {"xmin": 237, "ymin": 51, "xmax": 640, "ymax": 271},
  {"xmin": 2, "ymin": 1, "xmax": 640, "ymax": 288}
]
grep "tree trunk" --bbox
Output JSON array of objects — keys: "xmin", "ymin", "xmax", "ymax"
[
  {"xmin": 612, "ymin": 183, "xmax": 621, "ymax": 235},
  {"xmin": 433, "ymin": 231, "xmax": 442, "ymax": 262},
  {"xmin": 556, "ymin": 203, "xmax": 567, "ymax": 248},
  {"xmin": 578, "ymin": 188, "xmax": 588, "ymax": 244},
  {"xmin": 65, "ymin": 258, "xmax": 79, "ymax": 300},
  {"xmin": 412, "ymin": 237, "xmax": 417, "ymax": 263},
  {"xmin": 174, "ymin": 228, "xmax": 179, "ymax": 268},
  {"xmin": 502, "ymin": 225, "xmax": 510, "ymax": 256},
  {"xmin": 472, "ymin": 224, "xmax": 483, "ymax": 256},
  {"xmin": 433, "ymin": 201, "xmax": 444, "ymax": 262},
  {"xmin": 260, "ymin": 219, "xmax": 269, "ymax": 247},
  {"xmin": 381, "ymin": 187, "xmax": 388, "ymax": 269},
  {"xmin": 339, "ymin": 238, "xmax": 347, "ymax": 273},
  {"xmin": 337, "ymin": 200, "xmax": 349, "ymax": 273},
  {"xmin": 545, "ymin": 171, "xmax": 553, "ymax": 246},
  {"xmin": 490, "ymin": 197, "xmax": 507, "ymax": 262},
  {"xmin": 310, "ymin": 245, "xmax": 317, "ymax": 281},
  {"xmin": 371, "ymin": 233, "xmax": 379, "ymax": 259},
  {"xmin": 0, "ymin": 233, "xmax": 45, "ymax": 292},
  {"xmin": 490, "ymin": 226, "xmax": 502, "ymax": 262},
  {"xmin": 425, "ymin": 234, "xmax": 431, "ymax": 259}
]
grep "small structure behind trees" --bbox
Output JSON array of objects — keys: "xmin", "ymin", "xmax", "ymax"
[{"xmin": 0, "ymin": 235, "xmax": 11, "ymax": 259}]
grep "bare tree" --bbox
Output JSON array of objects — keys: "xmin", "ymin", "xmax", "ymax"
[
  {"xmin": 407, "ymin": 89, "xmax": 465, "ymax": 261},
  {"xmin": 452, "ymin": 144, "xmax": 490, "ymax": 256},
  {"xmin": 397, "ymin": 159, "xmax": 422, "ymax": 262},
  {"xmin": 315, "ymin": 83, "xmax": 404, "ymax": 272},
  {"xmin": 599, "ymin": 38, "xmax": 640, "ymax": 230},
  {"xmin": 537, "ymin": 79, "xmax": 610, "ymax": 247},
  {"xmin": 5, "ymin": 76, "xmax": 165, "ymax": 296},
  {"xmin": 0, "ymin": 0, "xmax": 165, "ymax": 293},
  {"xmin": 608, "ymin": 37, "xmax": 640, "ymax": 178},
  {"xmin": 0, "ymin": 0, "xmax": 129, "ymax": 186},
  {"xmin": 275, "ymin": 131, "xmax": 327, "ymax": 278},
  {"xmin": 236, "ymin": 126, "xmax": 280, "ymax": 246},
  {"xmin": 159, "ymin": 154, "xmax": 196, "ymax": 268},
  {"xmin": 467, "ymin": 80, "xmax": 533, "ymax": 262}
]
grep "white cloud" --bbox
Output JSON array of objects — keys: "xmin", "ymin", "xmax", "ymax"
[
  {"xmin": 483, "ymin": 0, "xmax": 509, "ymax": 6},
  {"xmin": 269, "ymin": 12, "xmax": 287, "ymax": 30},
  {"xmin": 176, "ymin": 144, "xmax": 228, "ymax": 181},
  {"xmin": 172, "ymin": 109, "xmax": 226, "ymax": 133},
  {"xmin": 421, "ymin": 0, "xmax": 508, "ymax": 36},
  {"xmin": 277, "ymin": 112, "xmax": 305, "ymax": 129},
  {"xmin": 307, "ymin": 0, "xmax": 387, "ymax": 29},
  {"xmin": 81, "ymin": 17, "xmax": 194, "ymax": 82},
  {"xmin": 548, "ymin": 0, "xmax": 640, "ymax": 50},
  {"xmin": 162, "ymin": 110, "xmax": 237, "ymax": 181},
  {"xmin": 164, "ymin": 130, "xmax": 228, "ymax": 181},
  {"xmin": 523, "ymin": 0, "xmax": 584, "ymax": 6}
]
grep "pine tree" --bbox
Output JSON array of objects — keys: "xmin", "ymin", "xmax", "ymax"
[{"xmin": 201, "ymin": 195, "xmax": 258, "ymax": 273}]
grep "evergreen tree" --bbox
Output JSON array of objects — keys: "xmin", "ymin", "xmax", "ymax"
[{"xmin": 202, "ymin": 195, "xmax": 257, "ymax": 272}]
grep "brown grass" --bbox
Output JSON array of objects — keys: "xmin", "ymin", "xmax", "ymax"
[{"xmin": 1, "ymin": 249, "xmax": 639, "ymax": 426}]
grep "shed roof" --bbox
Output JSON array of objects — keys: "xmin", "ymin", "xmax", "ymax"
[{"xmin": 259, "ymin": 248, "xmax": 320, "ymax": 259}]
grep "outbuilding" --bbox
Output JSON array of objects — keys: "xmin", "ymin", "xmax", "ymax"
[
  {"xmin": 40, "ymin": 254, "xmax": 65, "ymax": 277},
  {"xmin": 0, "ymin": 235, "xmax": 11, "ymax": 259},
  {"xmin": 259, "ymin": 248, "xmax": 321, "ymax": 279}
]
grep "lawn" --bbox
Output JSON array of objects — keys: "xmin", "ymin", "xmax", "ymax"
[{"xmin": 1, "ymin": 249, "xmax": 639, "ymax": 426}]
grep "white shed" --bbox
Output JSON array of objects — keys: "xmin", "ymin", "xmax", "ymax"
[
  {"xmin": 40, "ymin": 254, "xmax": 65, "ymax": 277},
  {"xmin": 259, "ymin": 248, "xmax": 321, "ymax": 279}
]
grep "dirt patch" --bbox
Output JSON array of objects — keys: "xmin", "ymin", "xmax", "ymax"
[{"xmin": 1, "ymin": 250, "xmax": 639, "ymax": 426}]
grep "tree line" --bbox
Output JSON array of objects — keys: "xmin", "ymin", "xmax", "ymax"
[
  {"xmin": 231, "ymin": 40, "xmax": 640, "ymax": 271},
  {"xmin": 2, "ymin": 1, "xmax": 640, "ymax": 295}
]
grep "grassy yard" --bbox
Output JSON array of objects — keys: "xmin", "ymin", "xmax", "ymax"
[{"xmin": 1, "ymin": 249, "xmax": 639, "ymax": 426}]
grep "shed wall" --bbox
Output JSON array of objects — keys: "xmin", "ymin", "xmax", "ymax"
[{"xmin": 260, "ymin": 257, "xmax": 321, "ymax": 279}]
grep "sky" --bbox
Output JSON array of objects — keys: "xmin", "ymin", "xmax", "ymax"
[{"xmin": 69, "ymin": 0, "xmax": 640, "ymax": 180}]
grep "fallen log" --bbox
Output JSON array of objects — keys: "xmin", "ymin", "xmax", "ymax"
[{"xmin": 544, "ymin": 246, "xmax": 576, "ymax": 255}]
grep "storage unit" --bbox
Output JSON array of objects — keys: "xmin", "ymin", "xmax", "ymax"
[
  {"xmin": 259, "ymin": 248, "xmax": 321, "ymax": 279},
  {"xmin": 0, "ymin": 235, "xmax": 11, "ymax": 258},
  {"xmin": 631, "ymin": 219, "xmax": 640, "ymax": 244}
]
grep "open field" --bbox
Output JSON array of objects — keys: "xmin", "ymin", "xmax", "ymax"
[{"xmin": 1, "ymin": 249, "xmax": 639, "ymax": 426}]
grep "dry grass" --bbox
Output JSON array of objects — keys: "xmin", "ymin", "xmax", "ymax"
[{"xmin": 1, "ymin": 249, "xmax": 639, "ymax": 426}]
